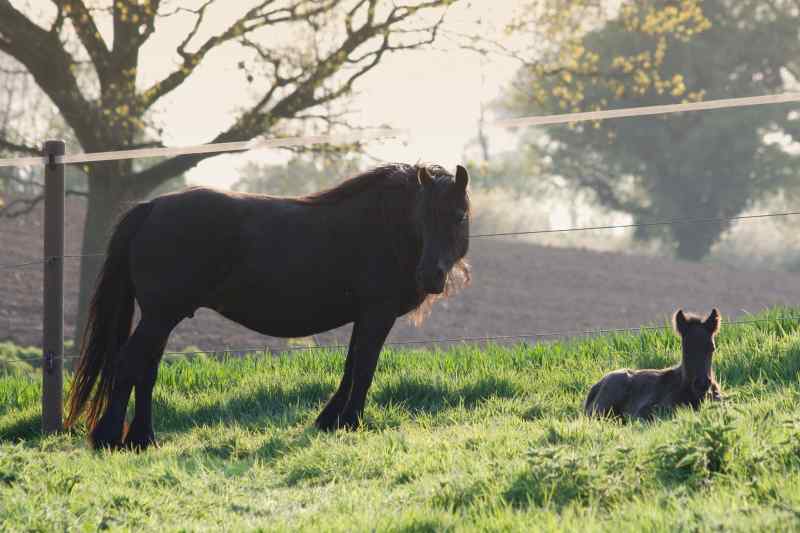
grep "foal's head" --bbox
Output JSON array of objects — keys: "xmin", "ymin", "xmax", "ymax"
[
  {"xmin": 673, "ymin": 308, "xmax": 721, "ymax": 396},
  {"xmin": 414, "ymin": 164, "xmax": 471, "ymax": 294}
]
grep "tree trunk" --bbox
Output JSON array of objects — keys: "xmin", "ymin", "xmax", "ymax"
[
  {"xmin": 73, "ymin": 162, "xmax": 137, "ymax": 343},
  {"xmin": 672, "ymin": 220, "xmax": 724, "ymax": 261}
]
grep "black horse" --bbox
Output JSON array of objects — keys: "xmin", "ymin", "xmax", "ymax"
[{"xmin": 67, "ymin": 163, "xmax": 471, "ymax": 449}]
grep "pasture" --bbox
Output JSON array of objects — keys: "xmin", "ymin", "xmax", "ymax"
[{"xmin": 2, "ymin": 308, "xmax": 800, "ymax": 531}]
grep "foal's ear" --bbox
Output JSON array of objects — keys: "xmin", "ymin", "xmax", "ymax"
[
  {"xmin": 455, "ymin": 165, "xmax": 470, "ymax": 192},
  {"xmin": 673, "ymin": 309, "xmax": 688, "ymax": 335},
  {"xmin": 417, "ymin": 166, "xmax": 434, "ymax": 189},
  {"xmin": 704, "ymin": 308, "xmax": 721, "ymax": 335}
]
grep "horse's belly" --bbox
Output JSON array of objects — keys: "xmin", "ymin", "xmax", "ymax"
[{"xmin": 212, "ymin": 285, "xmax": 358, "ymax": 338}]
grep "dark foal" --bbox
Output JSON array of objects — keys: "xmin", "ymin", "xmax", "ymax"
[
  {"xmin": 66, "ymin": 163, "xmax": 471, "ymax": 450},
  {"xmin": 585, "ymin": 309, "xmax": 723, "ymax": 420}
]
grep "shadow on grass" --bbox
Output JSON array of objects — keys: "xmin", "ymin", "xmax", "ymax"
[
  {"xmin": 372, "ymin": 375, "xmax": 522, "ymax": 414},
  {"xmin": 3, "ymin": 374, "xmax": 526, "ymax": 443},
  {"xmin": 2, "ymin": 381, "xmax": 332, "ymax": 445},
  {"xmin": 155, "ymin": 380, "xmax": 333, "ymax": 434},
  {"xmin": 192, "ymin": 427, "xmax": 318, "ymax": 466},
  {"xmin": 161, "ymin": 373, "xmax": 524, "ymax": 442},
  {"xmin": 0, "ymin": 412, "xmax": 40, "ymax": 442}
]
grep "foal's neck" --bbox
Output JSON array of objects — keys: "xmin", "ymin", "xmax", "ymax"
[
  {"xmin": 678, "ymin": 349, "xmax": 712, "ymax": 392},
  {"xmin": 678, "ymin": 362, "xmax": 694, "ymax": 385}
]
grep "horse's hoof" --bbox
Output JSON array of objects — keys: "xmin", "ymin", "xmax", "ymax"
[
  {"xmin": 89, "ymin": 433, "xmax": 123, "ymax": 450},
  {"xmin": 122, "ymin": 436, "xmax": 157, "ymax": 451},
  {"xmin": 314, "ymin": 413, "xmax": 342, "ymax": 432},
  {"xmin": 123, "ymin": 432, "xmax": 157, "ymax": 451},
  {"xmin": 335, "ymin": 412, "xmax": 361, "ymax": 431},
  {"xmin": 315, "ymin": 409, "xmax": 362, "ymax": 432},
  {"xmin": 89, "ymin": 424, "xmax": 124, "ymax": 450},
  {"xmin": 121, "ymin": 421, "xmax": 157, "ymax": 451}
]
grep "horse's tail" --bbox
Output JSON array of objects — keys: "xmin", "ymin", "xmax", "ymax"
[{"xmin": 66, "ymin": 202, "xmax": 153, "ymax": 430}]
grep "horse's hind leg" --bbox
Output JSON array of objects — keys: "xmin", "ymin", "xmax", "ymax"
[
  {"xmin": 91, "ymin": 315, "xmax": 176, "ymax": 449},
  {"xmin": 123, "ymin": 335, "xmax": 170, "ymax": 450},
  {"xmin": 585, "ymin": 372, "xmax": 631, "ymax": 419},
  {"xmin": 90, "ymin": 373, "xmax": 133, "ymax": 449}
]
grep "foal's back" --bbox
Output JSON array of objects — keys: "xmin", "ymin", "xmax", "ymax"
[{"xmin": 584, "ymin": 366, "xmax": 682, "ymax": 419}]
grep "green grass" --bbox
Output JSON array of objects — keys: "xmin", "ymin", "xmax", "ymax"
[{"xmin": 2, "ymin": 308, "xmax": 800, "ymax": 531}]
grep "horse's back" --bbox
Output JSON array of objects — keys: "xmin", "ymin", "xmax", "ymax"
[
  {"xmin": 128, "ymin": 188, "xmax": 252, "ymax": 314},
  {"xmin": 585, "ymin": 369, "xmax": 634, "ymax": 418},
  {"xmin": 586, "ymin": 365, "xmax": 681, "ymax": 419},
  {"xmin": 125, "ymin": 184, "xmax": 419, "ymax": 337}
]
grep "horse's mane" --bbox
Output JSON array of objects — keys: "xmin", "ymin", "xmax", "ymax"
[
  {"xmin": 294, "ymin": 163, "xmax": 454, "ymax": 205},
  {"xmin": 293, "ymin": 164, "xmax": 407, "ymax": 205}
]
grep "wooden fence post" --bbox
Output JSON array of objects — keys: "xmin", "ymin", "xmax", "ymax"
[{"xmin": 42, "ymin": 139, "xmax": 65, "ymax": 435}]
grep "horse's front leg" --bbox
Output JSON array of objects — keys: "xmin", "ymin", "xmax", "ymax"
[
  {"xmin": 315, "ymin": 309, "xmax": 395, "ymax": 432},
  {"xmin": 314, "ymin": 322, "xmax": 360, "ymax": 430}
]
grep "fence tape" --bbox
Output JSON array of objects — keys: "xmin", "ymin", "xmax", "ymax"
[
  {"xmin": 493, "ymin": 92, "xmax": 800, "ymax": 129},
  {"xmin": 0, "ymin": 93, "xmax": 798, "ymax": 169},
  {"xmin": 0, "ymin": 128, "xmax": 408, "ymax": 169}
]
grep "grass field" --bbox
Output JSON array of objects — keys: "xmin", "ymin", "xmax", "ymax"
[{"xmin": 2, "ymin": 309, "xmax": 800, "ymax": 531}]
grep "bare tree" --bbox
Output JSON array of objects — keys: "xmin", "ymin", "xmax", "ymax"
[{"xmin": 0, "ymin": 0, "xmax": 457, "ymax": 338}]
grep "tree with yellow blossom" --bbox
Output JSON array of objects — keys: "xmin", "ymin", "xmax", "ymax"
[{"xmin": 501, "ymin": 0, "xmax": 800, "ymax": 260}]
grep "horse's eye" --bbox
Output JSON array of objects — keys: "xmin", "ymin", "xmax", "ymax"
[{"xmin": 455, "ymin": 210, "xmax": 467, "ymax": 223}]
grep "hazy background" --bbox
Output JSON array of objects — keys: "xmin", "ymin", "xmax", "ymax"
[{"xmin": 2, "ymin": 0, "xmax": 800, "ymax": 351}]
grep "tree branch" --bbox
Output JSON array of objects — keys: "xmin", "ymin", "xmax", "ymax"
[
  {"xmin": 0, "ymin": 137, "xmax": 41, "ymax": 155},
  {"xmin": 0, "ymin": 0, "xmax": 97, "ymax": 148},
  {"xmin": 49, "ymin": 1, "xmax": 66, "ymax": 35},
  {"xmin": 127, "ymin": 0, "xmax": 454, "ymax": 196},
  {"xmin": 57, "ymin": 0, "xmax": 111, "ymax": 80},
  {"xmin": 111, "ymin": 0, "xmax": 162, "ymax": 70},
  {"xmin": 2, "ymin": 173, "xmax": 43, "ymax": 189},
  {"xmin": 139, "ymin": 0, "xmax": 343, "ymax": 110},
  {"xmin": 0, "ymin": 189, "xmax": 88, "ymax": 218}
]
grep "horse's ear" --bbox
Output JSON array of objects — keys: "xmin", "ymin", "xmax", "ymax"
[
  {"xmin": 417, "ymin": 166, "xmax": 434, "ymax": 189},
  {"xmin": 673, "ymin": 309, "xmax": 688, "ymax": 335},
  {"xmin": 704, "ymin": 308, "xmax": 721, "ymax": 335},
  {"xmin": 455, "ymin": 165, "xmax": 469, "ymax": 192}
]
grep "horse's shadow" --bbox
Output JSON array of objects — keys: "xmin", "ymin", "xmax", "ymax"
[
  {"xmin": 0, "ymin": 412, "xmax": 40, "ymax": 441},
  {"xmin": 155, "ymin": 380, "xmax": 333, "ymax": 433},
  {"xmin": 1, "ymin": 374, "xmax": 522, "ymax": 444},
  {"xmin": 371, "ymin": 374, "xmax": 522, "ymax": 414},
  {"xmin": 0, "ymin": 380, "xmax": 332, "ymax": 444},
  {"xmin": 161, "ymin": 374, "xmax": 521, "ymax": 433}
]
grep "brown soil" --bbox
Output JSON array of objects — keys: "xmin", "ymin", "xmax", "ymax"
[{"xmin": 2, "ymin": 198, "xmax": 799, "ymax": 353}]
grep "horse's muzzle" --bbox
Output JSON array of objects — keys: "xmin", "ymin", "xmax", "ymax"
[{"xmin": 417, "ymin": 265, "xmax": 446, "ymax": 294}]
